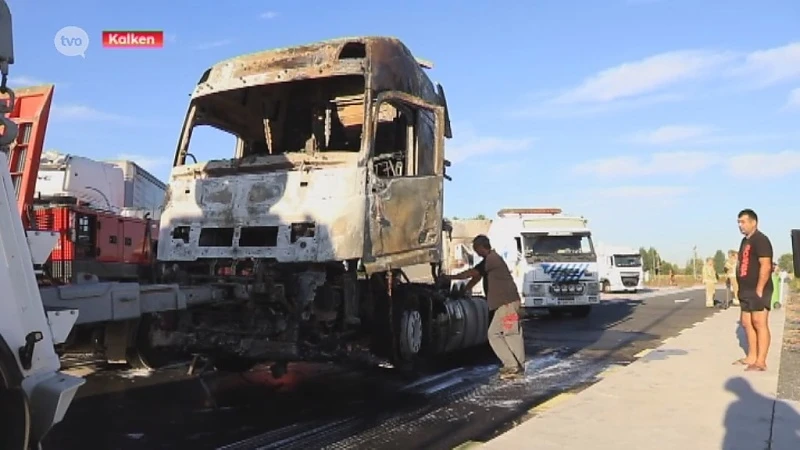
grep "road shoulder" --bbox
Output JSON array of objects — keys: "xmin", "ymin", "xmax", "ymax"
[{"xmin": 478, "ymin": 305, "xmax": 787, "ymax": 450}]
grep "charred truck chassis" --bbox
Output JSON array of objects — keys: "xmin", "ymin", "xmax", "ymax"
[{"xmin": 46, "ymin": 37, "xmax": 490, "ymax": 373}]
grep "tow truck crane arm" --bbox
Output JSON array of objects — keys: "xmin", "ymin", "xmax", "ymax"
[{"xmin": 0, "ymin": 2, "xmax": 85, "ymax": 449}]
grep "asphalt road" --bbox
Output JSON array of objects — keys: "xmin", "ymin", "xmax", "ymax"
[{"xmin": 43, "ymin": 287, "xmax": 719, "ymax": 450}]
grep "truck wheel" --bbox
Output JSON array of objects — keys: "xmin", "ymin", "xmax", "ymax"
[
  {"xmin": 571, "ymin": 305, "xmax": 592, "ymax": 318},
  {"xmin": 398, "ymin": 309, "xmax": 423, "ymax": 362},
  {"xmin": 128, "ymin": 315, "xmax": 180, "ymax": 370},
  {"xmin": 0, "ymin": 362, "xmax": 31, "ymax": 450},
  {"xmin": 602, "ymin": 281, "xmax": 610, "ymax": 293}
]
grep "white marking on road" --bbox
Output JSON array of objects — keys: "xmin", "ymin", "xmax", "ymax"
[
  {"xmin": 674, "ymin": 298, "xmax": 691, "ymax": 303},
  {"xmin": 118, "ymin": 368, "xmax": 154, "ymax": 379}
]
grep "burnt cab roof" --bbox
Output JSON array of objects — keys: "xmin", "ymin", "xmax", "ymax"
[{"xmin": 192, "ymin": 36, "xmax": 444, "ymax": 107}]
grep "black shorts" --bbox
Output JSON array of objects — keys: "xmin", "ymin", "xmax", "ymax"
[{"xmin": 739, "ymin": 289, "xmax": 773, "ymax": 312}]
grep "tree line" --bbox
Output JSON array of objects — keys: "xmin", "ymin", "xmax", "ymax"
[{"xmin": 638, "ymin": 246, "xmax": 794, "ymax": 276}]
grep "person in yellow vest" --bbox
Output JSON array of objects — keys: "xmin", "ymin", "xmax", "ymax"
[
  {"xmin": 724, "ymin": 250, "xmax": 740, "ymax": 306},
  {"xmin": 703, "ymin": 257, "xmax": 718, "ymax": 307}
]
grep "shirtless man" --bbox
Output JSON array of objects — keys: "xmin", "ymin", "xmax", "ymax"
[{"xmin": 732, "ymin": 209, "xmax": 774, "ymax": 372}]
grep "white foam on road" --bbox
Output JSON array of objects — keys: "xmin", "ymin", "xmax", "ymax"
[{"xmin": 118, "ymin": 368, "xmax": 154, "ymax": 379}]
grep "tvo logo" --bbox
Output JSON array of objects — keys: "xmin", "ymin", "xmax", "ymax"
[{"xmin": 54, "ymin": 26, "xmax": 90, "ymax": 58}]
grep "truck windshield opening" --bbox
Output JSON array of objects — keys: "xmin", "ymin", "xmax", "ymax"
[
  {"xmin": 522, "ymin": 232, "xmax": 595, "ymax": 262},
  {"xmin": 614, "ymin": 255, "xmax": 642, "ymax": 267},
  {"xmin": 177, "ymin": 75, "xmax": 367, "ymax": 165}
]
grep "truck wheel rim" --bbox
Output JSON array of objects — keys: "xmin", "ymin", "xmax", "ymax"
[{"xmin": 399, "ymin": 310, "xmax": 423, "ymax": 358}]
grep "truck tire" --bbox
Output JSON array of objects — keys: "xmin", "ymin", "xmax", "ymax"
[
  {"xmin": 571, "ymin": 305, "xmax": 592, "ymax": 318},
  {"xmin": 128, "ymin": 315, "xmax": 181, "ymax": 370},
  {"xmin": 602, "ymin": 281, "xmax": 610, "ymax": 293}
]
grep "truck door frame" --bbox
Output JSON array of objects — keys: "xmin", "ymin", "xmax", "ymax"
[{"xmin": 362, "ymin": 90, "xmax": 447, "ymax": 273}]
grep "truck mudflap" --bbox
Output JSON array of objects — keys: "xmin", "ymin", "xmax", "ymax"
[
  {"xmin": 1, "ymin": 334, "xmax": 84, "ymax": 448},
  {"xmin": 22, "ymin": 371, "xmax": 84, "ymax": 445}
]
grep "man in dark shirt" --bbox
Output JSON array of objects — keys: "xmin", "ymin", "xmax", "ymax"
[
  {"xmin": 440, "ymin": 234, "xmax": 526, "ymax": 379},
  {"xmin": 733, "ymin": 208, "xmax": 774, "ymax": 372}
]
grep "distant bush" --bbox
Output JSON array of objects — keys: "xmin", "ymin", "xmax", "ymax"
[{"xmin": 645, "ymin": 274, "xmax": 701, "ymax": 288}]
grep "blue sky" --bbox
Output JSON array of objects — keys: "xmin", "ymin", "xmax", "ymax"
[{"xmin": 7, "ymin": 0, "xmax": 800, "ymax": 265}]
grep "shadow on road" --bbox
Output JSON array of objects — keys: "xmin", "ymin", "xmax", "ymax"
[
  {"xmin": 735, "ymin": 320, "xmax": 749, "ymax": 356},
  {"xmin": 638, "ymin": 348, "xmax": 688, "ymax": 362},
  {"xmin": 723, "ymin": 377, "xmax": 799, "ymax": 450}
]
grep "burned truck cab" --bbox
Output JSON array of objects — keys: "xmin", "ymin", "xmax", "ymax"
[{"xmin": 151, "ymin": 37, "xmax": 479, "ymax": 369}]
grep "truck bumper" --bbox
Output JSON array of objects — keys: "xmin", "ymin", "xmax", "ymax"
[{"xmin": 521, "ymin": 296, "xmax": 600, "ymax": 308}]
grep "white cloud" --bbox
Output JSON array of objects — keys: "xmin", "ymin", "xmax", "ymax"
[
  {"xmin": 514, "ymin": 92, "xmax": 684, "ymax": 119},
  {"xmin": 625, "ymin": 125, "xmax": 715, "ymax": 145},
  {"xmin": 574, "ymin": 149, "xmax": 800, "ymax": 179},
  {"xmin": 446, "ymin": 123, "xmax": 534, "ymax": 163},
  {"xmin": 51, "ymin": 104, "xmax": 132, "ymax": 123},
  {"xmin": 260, "ymin": 11, "xmax": 279, "ymax": 19},
  {"xmin": 573, "ymin": 151, "xmax": 717, "ymax": 177},
  {"xmin": 192, "ymin": 39, "xmax": 233, "ymax": 50},
  {"xmin": 727, "ymin": 150, "xmax": 800, "ymax": 178},
  {"xmin": 551, "ymin": 50, "xmax": 735, "ymax": 105},
  {"xmin": 593, "ymin": 185, "xmax": 692, "ymax": 199},
  {"xmin": 787, "ymin": 88, "xmax": 800, "ymax": 109},
  {"xmin": 8, "ymin": 75, "xmax": 48, "ymax": 86},
  {"xmin": 115, "ymin": 153, "xmax": 172, "ymax": 171},
  {"xmin": 514, "ymin": 41, "xmax": 800, "ymax": 117},
  {"xmin": 732, "ymin": 42, "xmax": 800, "ymax": 88}
]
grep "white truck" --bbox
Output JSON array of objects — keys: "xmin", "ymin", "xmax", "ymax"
[
  {"xmin": 473, "ymin": 208, "xmax": 600, "ymax": 318},
  {"xmin": 595, "ymin": 244, "xmax": 644, "ymax": 293},
  {"xmin": 0, "ymin": 3, "xmax": 85, "ymax": 448},
  {"xmin": 36, "ymin": 150, "xmax": 167, "ymax": 220}
]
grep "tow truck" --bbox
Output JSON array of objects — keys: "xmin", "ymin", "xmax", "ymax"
[{"xmin": 0, "ymin": 2, "xmax": 85, "ymax": 448}]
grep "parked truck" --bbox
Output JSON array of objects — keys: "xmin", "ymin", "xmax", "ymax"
[
  {"xmin": 595, "ymin": 243, "xmax": 643, "ymax": 293},
  {"xmin": 483, "ymin": 208, "xmax": 600, "ymax": 318},
  {"xmin": 33, "ymin": 149, "xmax": 166, "ymax": 284},
  {"xmin": 36, "ymin": 150, "xmax": 166, "ymax": 219}
]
